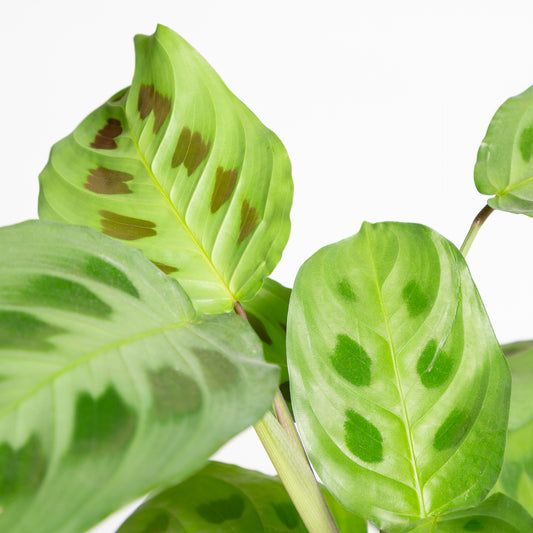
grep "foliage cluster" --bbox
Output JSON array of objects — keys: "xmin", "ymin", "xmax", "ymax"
[{"xmin": 2, "ymin": 24, "xmax": 533, "ymax": 533}]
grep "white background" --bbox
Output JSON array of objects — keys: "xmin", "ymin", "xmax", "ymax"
[{"xmin": 2, "ymin": 1, "xmax": 533, "ymax": 531}]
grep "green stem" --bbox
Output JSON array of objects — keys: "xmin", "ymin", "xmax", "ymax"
[
  {"xmin": 234, "ymin": 302, "xmax": 339, "ymax": 533},
  {"xmin": 459, "ymin": 204, "xmax": 494, "ymax": 257}
]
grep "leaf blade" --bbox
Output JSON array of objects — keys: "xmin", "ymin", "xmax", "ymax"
[
  {"xmin": 38, "ymin": 25, "xmax": 293, "ymax": 314},
  {"xmin": 117, "ymin": 461, "xmax": 367, "ymax": 533},
  {"xmin": 474, "ymin": 85, "xmax": 533, "ymax": 216},
  {"xmin": 0, "ymin": 220, "xmax": 279, "ymax": 533},
  {"xmin": 287, "ymin": 222, "xmax": 510, "ymax": 532}
]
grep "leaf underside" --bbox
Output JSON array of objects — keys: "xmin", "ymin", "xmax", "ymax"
[
  {"xmin": 0, "ymin": 220, "xmax": 279, "ymax": 533},
  {"xmin": 117, "ymin": 461, "xmax": 367, "ymax": 533},
  {"xmin": 38, "ymin": 24, "xmax": 293, "ymax": 314},
  {"xmin": 287, "ymin": 222, "xmax": 510, "ymax": 532},
  {"xmin": 474, "ymin": 84, "xmax": 533, "ymax": 216}
]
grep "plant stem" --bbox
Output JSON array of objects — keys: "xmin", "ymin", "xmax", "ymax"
[
  {"xmin": 234, "ymin": 301, "xmax": 339, "ymax": 533},
  {"xmin": 460, "ymin": 204, "xmax": 494, "ymax": 257}
]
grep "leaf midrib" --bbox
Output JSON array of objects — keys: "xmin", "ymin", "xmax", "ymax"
[
  {"xmin": 0, "ymin": 319, "xmax": 192, "ymax": 419},
  {"xmin": 122, "ymin": 96, "xmax": 235, "ymax": 305},
  {"xmin": 364, "ymin": 228, "xmax": 427, "ymax": 518}
]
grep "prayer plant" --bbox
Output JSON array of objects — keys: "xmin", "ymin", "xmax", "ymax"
[{"xmin": 2, "ymin": 24, "xmax": 533, "ymax": 533}]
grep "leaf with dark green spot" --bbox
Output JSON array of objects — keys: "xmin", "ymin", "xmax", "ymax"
[
  {"xmin": 0, "ymin": 220, "xmax": 279, "ymax": 533},
  {"xmin": 117, "ymin": 461, "xmax": 367, "ymax": 533},
  {"xmin": 287, "ymin": 221, "xmax": 510, "ymax": 532},
  {"xmin": 493, "ymin": 341, "xmax": 533, "ymax": 515},
  {"xmin": 38, "ymin": 24, "xmax": 293, "ymax": 314},
  {"xmin": 474, "ymin": 84, "xmax": 533, "ymax": 215},
  {"xmin": 409, "ymin": 493, "xmax": 533, "ymax": 532}
]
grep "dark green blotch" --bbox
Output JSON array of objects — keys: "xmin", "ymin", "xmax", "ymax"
[
  {"xmin": 149, "ymin": 367, "xmax": 202, "ymax": 418},
  {"xmin": 402, "ymin": 280, "xmax": 429, "ymax": 317},
  {"xmin": 519, "ymin": 126, "xmax": 533, "ymax": 162},
  {"xmin": 0, "ymin": 435, "xmax": 47, "ymax": 500},
  {"xmin": 337, "ymin": 279, "xmax": 357, "ymax": 302},
  {"xmin": 193, "ymin": 348, "xmax": 239, "ymax": 389},
  {"xmin": 344, "ymin": 409, "xmax": 383, "ymax": 463},
  {"xmin": 416, "ymin": 339, "xmax": 453, "ymax": 388},
  {"xmin": 0, "ymin": 310, "xmax": 64, "ymax": 351},
  {"xmin": 331, "ymin": 334, "xmax": 371, "ymax": 387},
  {"xmin": 70, "ymin": 387, "xmax": 136, "ymax": 455},
  {"xmin": 273, "ymin": 501, "xmax": 300, "ymax": 529},
  {"xmin": 463, "ymin": 518, "xmax": 484, "ymax": 531},
  {"xmin": 247, "ymin": 311, "xmax": 272, "ymax": 345},
  {"xmin": 196, "ymin": 494, "xmax": 245, "ymax": 524},
  {"xmin": 84, "ymin": 257, "xmax": 139, "ymax": 298},
  {"xmin": 433, "ymin": 408, "xmax": 474, "ymax": 451},
  {"xmin": 21, "ymin": 275, "xmax": 112, "ymax": 318}
]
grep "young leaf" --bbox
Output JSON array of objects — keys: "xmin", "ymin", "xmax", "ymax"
[
  {"xmin": 242, "ymin": 278, "xmax": 292, "ymax": 406},
  {"xmin": 493, "ymin": 341, "xmax": 533, "ymax": 515},
  {"xmin": 38, "ymin": 24, "xmax": 293, "ymax": 314},
  {"xmin": 117, "ymin": 461, "xmax": 367, "ymax": 532},
  {"xmin": 474, "ymin": 85, "xmax": 533, "ymax": 215},
  {"xmin": 0, "ymin": 220, "xmax": 279, "ymax": 533},
  {"xmin": 287, "ymin": 222, "xmax": 510, "ymax": 532},
  {"xmin": 409, "ymin": 493, "xmax": 533, "ymax": 533}
]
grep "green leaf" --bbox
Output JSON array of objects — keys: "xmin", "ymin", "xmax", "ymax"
[
  {"xmin": 242, "ymin": 278, "xmax": 292, "ymax": 406},
  {"xmin": 38, "ymin": 24, "xmax": 293, "ymax": 314},
  {"xmin": 474, "ymin": 85, "xmax": 533, "ymax": 215},
  {"xmin": 409, "ymin": 493, "xmax": 533, "ymax": 533},
  {"xmin": 0, "ymin": 220, "xmax": 279, "ymax": 533},
  {"xmin": 117, "ymin": 461, "xmax": 367, "ymax": 532},
  {"xmin": 493, "ymin": 341, "xmax": 533, "ymax": 515},
  {"xmin": 287, "ymin": 222, "xmax": 510, "ymax": 532}
]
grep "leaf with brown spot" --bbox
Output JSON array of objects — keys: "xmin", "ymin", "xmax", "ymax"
[
  {"xmin": 211, "ymin": 167, "xmax": 238, "ymax": 213},
  {"xmin": 171, "ymin": 126, "xmax": 211, "ymax": 176},
  {"xmin": 151, "ymin": 261, "xmax": 179, "ymax": 274},
  {"xmin": 90, "ymin": 118, "xmax": 122, "ymax": 150},
  {"xmin": 137, "ymin": 84, "xmax": 171, "ymax": 134},
  {"xmin": 99, "ymin": 210, "xmax": 157, "ymax": 241},
  {"xmin": 84, "ymin": 167, "xmax": 133, "ymax": 194},
  {"xmin": 39, "ymin": 25, "xmax": 293, "ymax": 314},
  {"xmin": 238, "ymin": 199, "xmax": 258, "ymax": 244}
]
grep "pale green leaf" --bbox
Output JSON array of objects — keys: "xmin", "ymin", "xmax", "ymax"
[
  {"xmin": 493, "ymin": 341, "xmax": 533, "ymax": 515},
  {"xmin": 38, "ymin": 24, "xmax": 293, "ymax": 314},
  {"xmin": 117, "ymin": 461, "xmax": 367, "ymax": 533},
  {"xmin": 474, "ymin": 85, "xmax": 533, "ymax": 215},
  {"xmin": 242, "ymin": 278, "xmax": 291, "ymax": 405},
  {"xmin": 409, "ymin": 493, "xmax": 533, "ymax": 532},
  {"xmin": 287, "ymin": 222, "xmax": 510, "ymax": 532},
  {"xmin": 0, "ymin": 220, "xmax": 279, "ymax": 533}
]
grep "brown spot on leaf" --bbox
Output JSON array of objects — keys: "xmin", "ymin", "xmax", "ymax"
[
  {"xmin": 211, "ymin": 167, "xmax": 238, "ymax": 213},
  {"xmin": 171, "ymin": 126, "xmax": 211, "ymax": 176},
  {"xmin": 137, "ymin": 84, "xmax": 171, "ymax": 134},
  {"xmin": 90, "ymin": 118, "xmax": 122, "ymax": 150},
  {"xmin": 99, "ymin": 210, "xmax": 157, "ymax": 241},
  {"xmin": 151, "ymin": 261, "xmax": 179, "ymax": 274},
  {"xmin": 84, "ymin": 167, "xmax": 133, "ymax": 194},
  {"xmin": 238, "ymin": 200, "xmax": 258, "ymax": 244}
]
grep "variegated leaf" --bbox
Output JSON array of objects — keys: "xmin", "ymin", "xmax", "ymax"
[
  {"xmin": 0, "ymin": 220, "xmax": 279, "ymax": 533},
  {"xmin": 39, "ymin": 24, "xmax": 293, "ymax": 314},
  {"xmin": 287, "ymin": 222, "xmax": 510, "ymax": 532},
  {"xmin": 117, "ymin": 461, "xmax": 367, "ymax": 532},
  {"xmin": 474, "ymin": 85, "xmax": 533, "ymax": 215}
]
